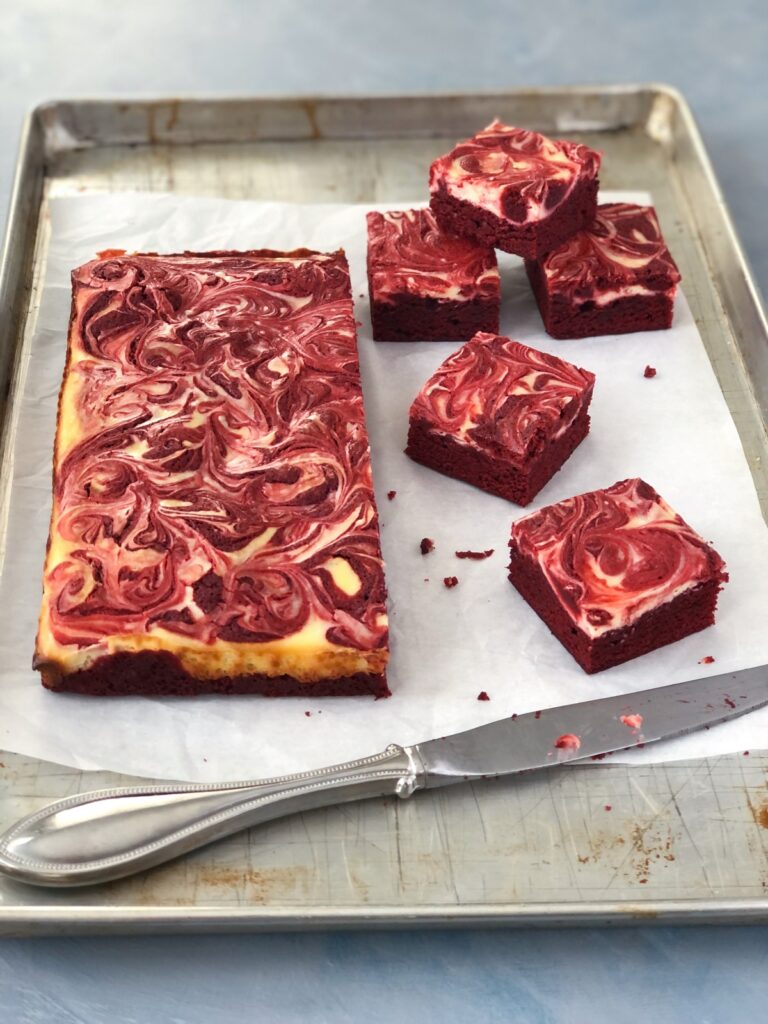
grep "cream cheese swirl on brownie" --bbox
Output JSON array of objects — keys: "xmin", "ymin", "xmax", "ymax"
[
  {"xmin": 429, "ymin": 121, "xmax": 601, "ymax": 225},
  {"xmin": 539, "ymin": 203, "xmax": 681, "ymax": 303},
  {"xmin": 511, "ymin": 478, "xmax": 726, "ymax": 638},
  {"xmin": 39, "ymin": 250, "xmax": 387, "ymax": 671},
  {"xmin": 409, "ymin": 332, "xmax": 595, "ymax": 462},
  {"xmin": 366, "ymin": 209, "xmax": 498, "ymax": 301}
]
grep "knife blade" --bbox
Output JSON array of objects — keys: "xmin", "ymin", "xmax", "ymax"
[
  {"xmin": 1, "ymin": 663, "xmax": 766, "ymax": 887},
  {"xmin": 416, "ymin": 664, "xmax": 768, "ymax": 783}
]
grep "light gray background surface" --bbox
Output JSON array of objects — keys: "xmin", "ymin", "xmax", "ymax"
[{"xmin": 1, "ymin": 1, "xmax": 767, "ymax": 1021}]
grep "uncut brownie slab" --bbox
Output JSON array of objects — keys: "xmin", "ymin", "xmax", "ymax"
[
  {"xmin": 429, "ymin": 120, "xmax": 601, "ymax": 259},
  {"xmin": 525, "ymin": 203, "xmax": 682, "ymax": 339},
  {"xmin": 406, "ymin": 332, "xmax": 595, "ymax": 506},
  {"xmin": 366, "ymin": 208, "xmax": 499, "ymax": 341},
  {"xmin": 35, "ymin": 249, "xmax": 389, "ymax": 697},
  {"xmin": 508, "ymin": 478, "xmax": 727, "ymax": 674}
]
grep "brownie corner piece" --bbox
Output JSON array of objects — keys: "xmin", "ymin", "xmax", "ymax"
[
  {"xmin": 406, "ymin": 332, "xmax": 595, "ymax": 506},
  {"xmin": 508, "ymin": 477, "xmax": 727, "ymax": 673},
  {"xmin": 428, "ymin": 120, "xmax": 601, "ymax": 259},
  {"xmin": 525, "ymin": 202, "xmax": 682, "ymax": 339},
  {"xmin": 366, "ymin": 207, "xmax": 499, "ymax": 341}
]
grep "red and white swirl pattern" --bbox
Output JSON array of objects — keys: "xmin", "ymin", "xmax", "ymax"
[
  {"xmin": 539, "ymin": 203, "xmax": 681, "ymax": 301},
  {"xmin": 429, "ymin": 120, "xmax": 601, "ymax": 225},
  {"xmin": 511, "ymin": 478, "xmax": 726, "ymax": 637},
  {"xmin": 42, "ymin": 250, "xmax": 387, "ymax": 656},
  {"xmin": 366, "ymin": 208, "xmax": 498, "ymax": 301},
  {"xmin": 409, "ymin": 333, "xmax": 595, "ymax": 461}
]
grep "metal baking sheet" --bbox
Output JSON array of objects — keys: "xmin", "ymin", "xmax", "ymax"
[{"xmin": 2, "ymin": 86, "xmax": 768, "ymax": 935}]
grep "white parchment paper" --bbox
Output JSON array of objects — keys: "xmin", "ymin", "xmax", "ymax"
[{"xmin": 1, "ymin": 190, "xmax": 767, "ymax": 782}]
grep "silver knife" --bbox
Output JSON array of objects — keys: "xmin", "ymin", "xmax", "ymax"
[{"xmin": 1, "ymin": 664, "xmax": 765, "ymax": 888}]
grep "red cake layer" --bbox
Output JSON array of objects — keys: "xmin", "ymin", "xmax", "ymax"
[
  {"xmin": 41, "ymin": 650, "xmax": 390, "ymax": 698},
  {"xmin": 428, "ymin": 121, "xmax": 601, "ymax": 258},
  {"xmin": 36, "ymin": 248, "xmax": 389, "ymax": 695},
  {"xmin": 525, "ymin": 203, "xmax": 681, "ymax": 339},
  {"xmin": 366, "ymin": 208, "xmax": 499, "ymax": 341},
  {"xmin": 406, "ymin": 332, "xmax": 595, "ymax": 505},
  {"xmin": 508, "ymin": 478, "xmax": 727, "ymax": 673},
  {"xmin": 370, "ymin": 293, "xmax": 499, "ymax": 342},
  {"xmin": 408, "ymin": 401, "xmax": 590, "ymax": 506}
]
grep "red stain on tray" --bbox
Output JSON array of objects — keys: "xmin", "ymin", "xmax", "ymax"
[
  {"xmin": 387, "ymin": 490, "xmax": 397, "ymax": 501},
  {"xmin": 455, "ymin": 549, "xmax": 494, "ymax": 560},
  {"xmin": 96, "ymin": 248, "xmax": 127, "ymax": 259},
  {"xmin": 477, "ymin": 690, "xmax": 490, "ymax": 701},
  {"xmin": 443, "ymin": 576, "xmax": 459, "ymax": 589},
  {"xmin": 699, "ymin": 655, "xmax": 715, "ymax": 664}
]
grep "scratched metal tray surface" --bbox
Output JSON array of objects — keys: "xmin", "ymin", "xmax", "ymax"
[{"xmin": 1, "ymin": 86, "xmax": 768, "ymax": 936}]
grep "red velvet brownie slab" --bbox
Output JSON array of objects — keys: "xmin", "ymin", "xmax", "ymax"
[
  {"xmin": 429, "ymin": 121, "xmax": 601, "ymax": 259},
  {"xmin": 508, "ymin": 478, "xmax": 727, "ymax": 674},
  {"xmin": 366, "ymin": 208, "xmax": 499, "ymax": 341},
  {"xmin": 35, "ymin": 249, "xmax": 389, "ymax": 696},
  {"xmin": 525, "ymin": 203, "xmax": 682, "ymax": 339},
  {"xmin": 406, "ymin": 332, "xmax": 595, "ymax": 506}
]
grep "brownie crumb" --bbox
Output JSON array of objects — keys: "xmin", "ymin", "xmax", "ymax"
[
  {"xmin": 420, "ymin": 537, "xmax": 435, "ymax": 555},
  {"xmin": 699, "ymin": 655, "xmax": 715, "ymax": 664},
  {"xmin": 643, "ymin": 365, "xmax": 657, "ymax": 378},
  {"xmin": 443, "ymin": 576, "xmax": 459, "ymax": 589},
  {"xmin": 455, "ymin": 549, "xmax": 494, "ymax": 560},
  {"xmin": 477, "ymin": 690, "xmax": 490, "ymax": 701},
  {"xmin": 387, "ymin": 490, "xmax": 397, "ymax": 501}
]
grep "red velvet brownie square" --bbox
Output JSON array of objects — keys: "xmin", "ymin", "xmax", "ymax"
[
  {"xmin": 525, "ymin": 203, "xmax": 682, "ymax": 339},
  {"xmin": 366, "ymin": 208, "xmax": 499, "ymax": 341},
  {"xmin": 429, "ymin": 121, "xmax": 601, "ymax": 259},
  {"xmin": 406, "ymin": 333, "xmax": 595, "ymax": 506},
  {"xmin": 508, "ymin": 478, "xmax": 727, "ymax": 674}
]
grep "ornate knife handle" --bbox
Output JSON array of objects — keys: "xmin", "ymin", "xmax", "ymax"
[{"xmin": 0, "ymin": 745, "xmax": 424, "ymax": 888}]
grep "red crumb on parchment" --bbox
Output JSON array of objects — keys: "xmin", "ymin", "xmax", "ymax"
[
  {"xmin": 96, "ymin": 248, "xmax": 127, "ymax": 260},
  {"xmin": 604, "ymin": 804, "xmax": 612, "ymax": 811},
  {"xmin": 620, "ymin": 713, "xmax": 643, "ymax": 730},
  {"xmin": 554, "ymin": 733, "xmax": 581, "ymax": 750},
  {"xmin": 387, "ymin": 490, "xmax": 397, "ymax": 500},
  {"xmin": 420, "ymin": 537, "xmax": 435, "ymax": 555},
  {"xmin": 724, "ymin": 696, "xmax": 736, "ymax": 708},
  {"xmin": 304, "ymin": 711, "xmax": 311, "ymax": 717},
  {"xmin": 455, "ymin": 549, "xmax": 494, "ymax": 560},
  {"xmin": 443, "ymin": 576, "xmax": 459, "ymax": 589},
  {"xmin": 534, "ymin": 710, "xmax": 542, "ymax": 720},
  {"xmin": 699, "ymin": 655, "xmax": 715, "ymax": 664},
  {"xmin": 477, "ymin": 691, "xmax": 490, "ymax": 701},
  {"xmin": 643, "ymin": 365, "xmax": 657, "ymax": 378},
  {"xmin": 744, "ymin": 751, "xmax": 750, "ymax": 756}
]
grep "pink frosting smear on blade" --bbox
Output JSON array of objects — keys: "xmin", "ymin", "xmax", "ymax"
[
  {"xmin": 554, "ymin": 733, "xmax": 581, "ymax": 750},
  {"xmin": 620, "ymin": 714, "xmax": 644, "ymax": 730}
]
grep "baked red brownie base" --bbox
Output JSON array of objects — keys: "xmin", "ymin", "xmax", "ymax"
[
  {"xmin": 40, "ymin": 651, "xmax": 390, "ymax": 698},
  {"xmin": 508, "ymin": 543, "xmax": 722, "ymax": 674},
  {"xmin": 430, "ymin": 176, "xmax": 598, "ymax": 260},
  {"xmin": 526, "ymin": 259, "xmax": 675, "ymax": 339},
  {"xmin": 370, "ymin": 293, "xmax": 499, "ymax": 342},
  {"xmin": 406, "ymin": 402, "xmax": 590, "ymax": 506}
]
